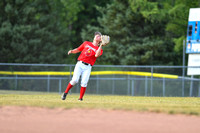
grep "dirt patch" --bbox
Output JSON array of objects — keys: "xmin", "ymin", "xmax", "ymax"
[{"xmin": 0, "ymin": 106, "xmax": 200, "ymax": 133}]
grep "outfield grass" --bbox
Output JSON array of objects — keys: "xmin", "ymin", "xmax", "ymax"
[{"xmin": 0, "ymin": 90, "xmax": 200, "ymax": 116}]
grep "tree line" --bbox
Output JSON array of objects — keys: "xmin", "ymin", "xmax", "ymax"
[{"xmin": 0, "ymin": 0, "xmax": 199, "ymax": 65}]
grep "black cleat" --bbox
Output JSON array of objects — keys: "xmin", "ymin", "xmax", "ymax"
[
  {"xmin": 78, "ymin": 98, "xmax": 83, "ymax": 101},
  {"xmin": 61, "ymin": 93, "xmax": 67, "ymax": 100}
]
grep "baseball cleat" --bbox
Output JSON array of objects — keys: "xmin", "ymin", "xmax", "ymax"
[
  {"xmin": 78, "ymin": 98, "xmax": 83, "ymax": 101},
  {"xmin": 61, "ymin": 93, "xmax": 67, "ymax": 100}
]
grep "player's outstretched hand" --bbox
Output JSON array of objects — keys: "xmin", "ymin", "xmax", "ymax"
[{"xmin": 68, "ymin": 50, "xmax": 72, "ymax": 55}]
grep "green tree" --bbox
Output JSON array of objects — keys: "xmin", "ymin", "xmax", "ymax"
[
  {"xmin": 72, "ymin": 0, "xmax": 111, "ymax": 45},
  {"xmin": 165, "ymin": 0, "xmax": 200, "ymax": 64},
  {"xmin": 65, "ymin": 0, "xmax": 111, "ymax": 63},
  {"xmin": 82, "ymin": 0, "xmax": 175, "ymax": 65},
  {"xmin": 0, "ymin": 0, "xmax": 82, "ymax": 63},
  {"xmin": 130, "ymin": 0, "xmax": 200, "ymax": 65}
]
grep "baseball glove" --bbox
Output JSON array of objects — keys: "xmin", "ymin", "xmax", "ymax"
[{"xmin": 101, "ymin": 35, "xmax": 110, "ymax": 46}]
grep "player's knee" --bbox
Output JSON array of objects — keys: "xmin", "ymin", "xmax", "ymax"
[
  {"xmin": 70, "ymin": 80, "xmax": 79, "ymax": 86},
  {"xmin": 81, "ymin": 82, "xmax": 87, "ymax": 87}
]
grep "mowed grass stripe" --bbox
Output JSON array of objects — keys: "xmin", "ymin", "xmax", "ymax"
[{"xmin": 0, "ymin": 91, "xmax": 200, "ymax": 116}]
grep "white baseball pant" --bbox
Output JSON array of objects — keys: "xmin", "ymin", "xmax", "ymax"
[{"xmin": 70, "ymin": 61, "xmax": 92, "ymax": 87}]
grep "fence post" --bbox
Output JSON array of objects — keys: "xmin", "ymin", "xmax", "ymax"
[
  {"xmin": 47, "ymin": 75, "xmax": 50, "ymax": 92},
  {"xmin": 59, "ymin": 78, "xmax": 61, "ymax": 94},
  {"xmin": 163, "ymin": 77, "xmax": 165, "ymax": 97},
  {"xmin": 96, "ymin": 75, "xmax": 99, "ymax": 94},
  {"xmin": 131, "ymin": 80, "xmax": 134, "ymax": 96},
  {"xmin": 145, "ymin": 76, "xmax": 148, "ymax": 96},
  {"xmin": 190, "ymin": 75, "xmax": 194, "ymax": 97},
  {"xmin": 127, "ymin": 75, "xmax": 130, "ymax": 95},
  {"xmin": 182, "ymin": 40, "xmax": 185, "ymax": 97},
  {"xmin": 15, "ymin": 75, "xmax": 18, "ymax": 90},
  {"xmin": 112, "ymin": 75, "xmax": 115, "ymax": 95},
  {"xmin": 151, "ymin": 66, "xmax": 153, "ymax": 96}
]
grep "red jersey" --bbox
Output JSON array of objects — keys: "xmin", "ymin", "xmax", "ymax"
[{"xmin": 77, "ymin": 41, "xmax": 103, "ymax": 66}]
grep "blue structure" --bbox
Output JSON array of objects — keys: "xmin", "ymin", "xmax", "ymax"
[{"xmin": 186, "ymin": 8, "xmax": 200, "ymax": 54}]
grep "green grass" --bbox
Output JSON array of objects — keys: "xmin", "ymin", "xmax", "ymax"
[{"xmin": 0, "ymin": 90, "xmax": 200, "ymax": 116}]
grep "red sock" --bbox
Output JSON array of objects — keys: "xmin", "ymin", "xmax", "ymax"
[
  {"xmin": 79, "ymin": 87, "xmax": 86, "ymax": 99},
  {"xmin": 64, "ymin": 83, "xmax": 73, "ymax": 93}
]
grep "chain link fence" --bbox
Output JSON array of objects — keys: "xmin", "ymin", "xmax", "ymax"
[{"xmin": 0, "ymin": 63, "xmax": 200, "ymax": 97}]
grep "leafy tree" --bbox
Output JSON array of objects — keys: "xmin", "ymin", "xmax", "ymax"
[
  {"xmin": 0, "ymin": 0, "xmax": 82, "ymax": 64},
  {"xmin": 1, "ymin": 0, "xmax": 198, "ymax": 65},
  {"xmin": 66, "ymin": 0, "xmax": 112, "ymax": 63},
  {"xmin": 72, "ymin": 0, "xmax": 111, "ymax": 45},
  {"xmin": 82, "ymin": 0, "xmax": 175, "ymax": 65},
  {"xmin": 165, "ymin": 0, "xmax": 200, "ymax": 64},
  {"xmin": 129, "ymin": 0, "xmax": 200, "ymax": 65}
]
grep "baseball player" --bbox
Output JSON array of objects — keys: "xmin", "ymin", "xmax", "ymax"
[{"xmin": 61, "ymin": 32, "xmax": 110, "ymax": 101}]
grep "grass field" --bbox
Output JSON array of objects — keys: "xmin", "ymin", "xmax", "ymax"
[{"xmin": 0, "ymin": 90, "xmax": 200, "ymax": 116}]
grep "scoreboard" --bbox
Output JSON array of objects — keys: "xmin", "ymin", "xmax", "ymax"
[{"xmin": 186, "ymin": 8, "xmax": 200, "ymax": 54}]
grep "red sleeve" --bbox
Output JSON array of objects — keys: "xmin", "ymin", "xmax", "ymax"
[
  {"xmin": 100, "ymin": 49, "xmax": 103, "ymax": 56},
  {"xmin": 77, "ymin": 42, "xmax": 86, "ymax": 51}
]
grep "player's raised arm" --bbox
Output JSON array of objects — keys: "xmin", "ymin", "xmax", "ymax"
[
  {"xmin": 95, "ymin": 44, "xmax": 103, "ymax": 57},
  {"xmin": 95, "ymin": 35, "xmax": 110, "ymax": 57}
]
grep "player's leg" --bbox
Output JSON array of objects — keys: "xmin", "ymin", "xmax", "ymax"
[
  {"xmin": 62, "ymin": 62, "xmax": 82, "ymax": 100},
  {"xmin": 70, "ymin": 62, "xmax": 82, "ymax": 86},
  {"xmin": 64, "ymin": 83, "xmax": 73, "ymax": 94},
  {"xmin": 79, "ymin": 65, "xmax": 92, "ymax": 101},
  {"xmin": 79, "ymin": 87, "xmax": 86, "ymax": 101}
]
